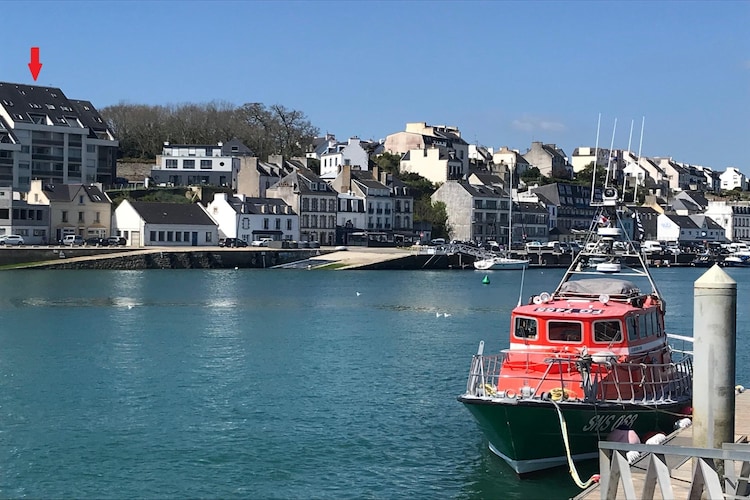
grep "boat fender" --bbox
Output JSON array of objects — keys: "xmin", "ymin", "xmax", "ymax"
[
  {"xmin": 675, "ymin": 417, "xmax": 692, "ymax": 429},
  {"xmin": 645, "ymin": 432, "xmax": 667, "ymax": 445},
  {"xmin": 736, "ymin": 384, "xmax": 746, "ymax": 394},
  {"xmin": 505, "ymin": 389, "xmax": 516, "ymax": 399}
]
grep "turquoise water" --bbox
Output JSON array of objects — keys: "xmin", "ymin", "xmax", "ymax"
[{"xmin": 0, "ymin": 267, "xmax": 747, "ymax": 499}]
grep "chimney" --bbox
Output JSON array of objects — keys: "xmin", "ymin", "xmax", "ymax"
[
  {"xmin": 372, "ymin": 165, "xmax": 379, "ymax": 181},
  {"xmin": 342, "ymin": 164, "xmax": 352, "ymax": 191}
]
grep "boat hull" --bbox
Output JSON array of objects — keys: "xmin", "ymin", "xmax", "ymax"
[
  {"xmin": 458, "ymin": 396, "xmax": 688, "ymax": 474},
  {"xmin": 473, "ymin": 258, "xmax": 529, "ymax": 270}
]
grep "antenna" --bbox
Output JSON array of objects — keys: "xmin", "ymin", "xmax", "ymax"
[
  {"xmin": 604, "ymin": 118, "xmax": 617, "ymax": 188},
  {"xmin": 622, "ymin": 120, "xmax": 634, "ymax": 201},
  {"xmin": 589, "ymin": 113, "xmax": 601, "ymax": 205},
  {"xmin": 517, "ymin": 265, "xmax": 526, "ymax": 307},
  {"xmin": 634, "ymin": 116, "xmax": 645, "ymax": 204}
]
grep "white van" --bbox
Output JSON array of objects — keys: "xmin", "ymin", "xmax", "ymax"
[{"xmin": 641, "ymin": 240, "xmax": 663, "ymax": 254}]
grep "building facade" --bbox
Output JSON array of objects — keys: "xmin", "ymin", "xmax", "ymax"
[{"xmin": 0, "ymin": 82, "xmax": 118, "ymax": 190}]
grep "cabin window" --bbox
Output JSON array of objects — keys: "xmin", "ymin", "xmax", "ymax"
[
  {"xmin": 513, "ymin": 317, "xmax": 538, "ymax": 340},
  {"xmin": 547, "ymin": 321, "xmax": 582, "ymax": 342},
  {"xmin": 650, "ymin": 311, "xmax": 662, "ymax": 336},
  {"xmin": 594, "ymin": 320, "xmax": 622, "ymax": 343},
  {"xmin": 638, "ymin": 314, "xmax": 648, "ymax": 338},
  {"xmin": 627, "ymin": 316, "xmax": 639, "ymax": 341}
]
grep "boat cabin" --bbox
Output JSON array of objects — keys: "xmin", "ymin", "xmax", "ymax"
[{"xmin": 508, "ymin": 278, "xmax": 666, "ymax": 358}]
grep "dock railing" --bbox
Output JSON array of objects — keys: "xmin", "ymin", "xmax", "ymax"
[{"xmin": 596, "ymin": 440, "xmax": 750, "ymax": 499}]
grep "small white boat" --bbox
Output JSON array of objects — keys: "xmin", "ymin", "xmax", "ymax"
[{"xmin": 474, "ymin": 255, "xmax": 529, "ymax": 271}]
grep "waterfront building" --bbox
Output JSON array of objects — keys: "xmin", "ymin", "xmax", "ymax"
[
  {"xmin": 266, "ymin": 166, "xmax": 337, "ymax": 245},
  {"xmin": 522, "ymin": 142, "xmax": 573, "ymax": 179},
  {"xmin": 705, "ymin": 200, "xmax": 750, "ymax": 242},
  {"xmin": 26, "ymin": 179, "xmax": 112, "ymax": 243},
  {"xmin": 719, "ymin": 167, "xmax": 748, "ymax": 191},
  {"xmin": 656, "ymin": 213, "xmax": 726, "ymax": 244},
  {"xmin": 570, "ymin": 146, "xmax": 610, "ymax": 174},
  {"xmin": 492, "ymin": 147, "xmax": 531, "ymax": 183},
  {"xmin": 384, "ymin": 122, "xmax": 469, "ymax": 184},
  {"xmin": 330, "ymin": 165, "xmax": 393, "ymax": 244},
  {"xmin": 319, "ymin": 137, "xmax": 370, "ymax": 180},
  {"xmin": 0, "ymin": 186, "xmax": 50, "ymax": 244},
  {"xmin": 112, "ymin": 200, "xmax": 218, "ymax": 247},
  {"xmin": 431, "ymin": 180, "xmax": 509, "ymax": 244},
  {"xmin": 151, "ymin": 138, "xmax": 253, "ymax": 189},
  {"xmin": 0, "ymin": 81, "xmax": 118, "ymax": 190},
  {"xmin": 205, "ymin": 192, "xmax": 299, "ymax": 243},
  {"xmin": 524, "ymin": 182, "xmax": 596, "ymax": 236}
]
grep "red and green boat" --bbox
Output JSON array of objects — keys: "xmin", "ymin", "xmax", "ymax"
[{"xmin": 458, "ymin": 192, "xmax": 693, "ymax": 476}]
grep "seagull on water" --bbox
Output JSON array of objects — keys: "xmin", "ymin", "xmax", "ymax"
[
  {"xmin": 436, "ymin": 312, "xmax": 442, "ymax": 318},
  {"xmin": 356, "ymin": 292, "xmax": 361, "ymax": 296}
]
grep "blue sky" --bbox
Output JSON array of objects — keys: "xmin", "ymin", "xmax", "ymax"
[{"xmin": 2, "ymin": 1, "xmax": 748, "ymax": 172}]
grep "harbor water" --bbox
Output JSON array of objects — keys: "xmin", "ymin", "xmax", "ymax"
[{"xmin": 0, "ymin": 267, "xmax": 748, "ymax": 498}]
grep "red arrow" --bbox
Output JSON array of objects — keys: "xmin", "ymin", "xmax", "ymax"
[{"xmin": 28, "ymin": 47, "xmax": 42, "ymax": 81}]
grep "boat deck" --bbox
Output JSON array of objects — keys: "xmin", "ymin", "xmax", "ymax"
[{"xmin": 574, "ymin": 389, "xmax": 750, "ymax": 499}]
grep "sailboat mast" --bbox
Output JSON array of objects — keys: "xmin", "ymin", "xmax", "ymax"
[
  {"xmin": 589, "ymin": 113, "xmax": 602, "ymax": 205},
  {"xmin": 508, "ymin": 166, "xmax": 513, "ymax": 248}
]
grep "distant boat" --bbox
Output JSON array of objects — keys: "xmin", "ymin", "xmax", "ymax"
[
  {"xmin": 473, "ymin": 167, "xmax": 529, "ymax": 272},
  {"xmin": 473, "ymin": 255, "xmax": 529, "ymax": 271}
]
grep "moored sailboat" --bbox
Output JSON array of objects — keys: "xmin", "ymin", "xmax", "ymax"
[
  {"xmin": 473, "ymin": 168, "xmax": 529, "ymax": 271},
  {"xmin": 458, "ymin": 187, "xmax": 693, "ymax": 477}
]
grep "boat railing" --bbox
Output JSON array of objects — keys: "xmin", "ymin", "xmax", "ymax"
[
  {"xmin": 465, "ymin": 348, "xmax": 693, "ymax": 404},
  {"xmin": 667, "ymin": 332, "xmax": 694, "ymax": 357}
]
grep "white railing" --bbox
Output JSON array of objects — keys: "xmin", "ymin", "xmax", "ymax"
[{"xmin": 464, "ymin": 347, "xmax": 693, "ymax": 404}]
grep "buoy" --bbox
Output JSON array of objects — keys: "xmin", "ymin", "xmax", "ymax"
[{"xmin": 482, "ymin": 275, "xmax": 490, "ymax": 285}]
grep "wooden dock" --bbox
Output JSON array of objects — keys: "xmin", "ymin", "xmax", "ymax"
[{"xmin": 574, "ymin": 389, "xmax": 750, "ymax": 499}]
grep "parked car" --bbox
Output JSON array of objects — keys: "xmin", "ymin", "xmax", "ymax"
[
  {"xmin": 251, "ymin": 238, "xmax": 273, "ymax": 247},
  {"xmin": 84, "ymin": 237, "xmax": 107, "ymax": 246},
  {"xmin": 219, "ymin": 238, "xmax": 248, "ymax": 248},
  {"xmin": 106, "ymin": 236, "xmax": 126, "ymax": 246},
  {"xmin": 62, "ymin": 235, "xmax": 84, "ymax": 246},
  {"xmin": 0, "ymin": 234, "xmax": 24, "ymax": 246}
]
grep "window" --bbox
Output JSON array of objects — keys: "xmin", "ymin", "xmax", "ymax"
[
  {"xmin": 205, "ymin": 232, "xmax": 212, "ymax": 242},
  {"xmin": 175, "ymin": 232, "xmax": 182, "ymax": 242},
  {"xmin": 241, "ymin": 218, "xmax": 250, "ymax": 230},
  {"xmin": 167, "ymin": 231, "xmax": 173, "ymax": 242},
  {"xmin": 594, "ymin": 320, "xmax": 623, "ymax": 343},
  {"xmin": 275, "ymin": 218, "xmax": 281, "ymax": 230},
  {"xmin": 158, "ymin": 231, "xmax": 165, "ymax": 242},
  {"xmin": 548, "ymin": 321, "xmax": 582, "ymax": 342},
  {"xmin": 79, "ymin": 195, "xmax": 84, "ymax": 204},
  {"xmin": 95, "ymin": 212, "xmax": 100, "ymax": 223},
  {"xmin": 62, "ymin": 210, "xmax": 68, "ymax": 223},
  {"xmin": 166, "ymin": 159, "xmax": 178, "ymax": 169},
  {"xmin": 78, "ymin": 212, "xmax": 84, "ymax": 223},
  {"xmin": 263, "ymin": 218, "xmax": 269, "ymax": 229},
  {"xmin": 287, "ymin": 219, "xmax": 292, "ymax": 230},
  {"xmin": 514, "ymin": 317, "xmax": 538, "ymax": 339},
  {"xmin": 200, "ymin": 160, "xmax": 212, "ymax": 169},
  {"xmin": 86, "ymin": 144, "xmax": 96, "ymax": 153},
  {"xmin": 150, "ymin": 231, "xmax": 156, "ymax": 241},
  {"xmin": 183, "ymin": 160, "xmax": 195, "ymax": 169}
]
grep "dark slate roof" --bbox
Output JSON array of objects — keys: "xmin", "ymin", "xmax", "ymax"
[
  {"xmin": 0, "ymin": 115, "xmax": 18, "ymax": 144},
  {"xmin": 130, "ymin": 201, "xmax": 216, "ymax": 226},
  {"xmin": 453, "ymin": 180, "xmax": 505, "ymax": 198},
  {"xmin": 274, "ymin": 167, "xmax": 337, "ymax": 195},
  {"xmin": 665, "ymin": 214, "xmax": 700, "ymax": 229},
  {"xmin": 42, "ymin": 183, "xmax": 110, "ymax": 203},
  {"xmin": 221, "ymin": 138, "xmax": 254, "ymax": 156},
  {"xmin": 671, "ymin": 198, "xmax": 702, "ymax": 213},
  {"xmin": 471, "ymin": 173, "xmax": 504, "ymax": 187},
  {"xmin": 351, "ymin": 171, "xmax": 388, "ymax": 190},
  {"xmin": 0, "ymin": 82, "xmax": 113, "ymax": 137},
  {"xmin": 240, "ymin": 197, "xmax": 297, "ymax": 215}
]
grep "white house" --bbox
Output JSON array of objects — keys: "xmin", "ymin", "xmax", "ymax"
[
  {"xmin": 112, "ymin": 200, "xmax": 218, "ymax": 247},
  {"xmin": 656, "ymin": 213, "xmax": 726, "ymax": 244},
  {"xmin": 205, "ymin": 192, "xmax": 299, "ymax": 243},
  {"xmin": 151, "ymin": 139, "xmax": 253, "ymax": 189},
  {"xmin": 319, "ymin": 137, "xmax": 370, "ymax": 180},
  {"xmin": 719, "ymin": 167, "xmax": 747, "ymax": 191}
]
